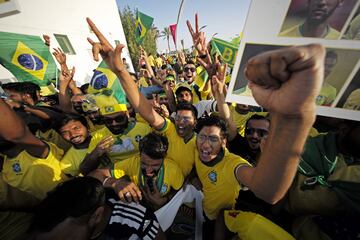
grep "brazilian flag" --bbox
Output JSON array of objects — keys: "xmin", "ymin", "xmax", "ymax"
[
  {"xmin": 88, "ymin": 61, "xmax": 127, "ymax": 105},
  {"xmin": 135, "ymin": 10, "xmax": 154, "ymax": 45},
  {"xmin": 0, "ymin": 31, "xmax": 57, "ymax": 87}
]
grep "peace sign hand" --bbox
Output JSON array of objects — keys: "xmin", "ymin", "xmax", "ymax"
[
  {"xmin": 86, "ymin": 18, "xmax": 126, "ymax": 75},
  {"xmin": 187, "ymin": 13, "xmax": 207, "ymax": 55}
]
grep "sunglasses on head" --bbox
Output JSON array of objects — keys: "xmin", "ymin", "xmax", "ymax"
[
  {"xmin": 245, "ymin": 128, "xmax": 269, "ymax": 138},
  {"xmin": 184, "ymin": 67, "xmax": 196, "ymax": 73},
  {"xmin": 102, "ymin": 115, "xmax": 127, "ymax": 124}
]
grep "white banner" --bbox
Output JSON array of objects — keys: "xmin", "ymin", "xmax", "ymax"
[{"xmin": 227, "ymin": 0, "xmax": 360, "ymax": 121}]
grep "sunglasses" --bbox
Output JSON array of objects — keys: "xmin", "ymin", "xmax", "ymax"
[
  {"xmin": 245, "ymin": 128, "xmax": 269, "ymax": 138},
  {"xmin": 174, "ymin": 115, "xmax": 193, "ymax": 123},
  {"xmin": 184, "ymin": 67, "xmax": 196, "ymax": 73},
  {"xmin": 102, "ymin": 115, "xmax": 127, "ymax": 124},
  {"xmin": 197, "ymin": 133, "xmax": 222, "ymax": 145}
]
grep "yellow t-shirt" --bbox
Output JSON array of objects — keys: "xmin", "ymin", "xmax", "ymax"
[
  {"xmin": 195, "ymin": 149, "xmax": 250, "ymax": 220},
  {"xmin": 113, "ymin": 156, "xmax": 184, "ymax": 196},
  {"xmin": 60, "ymin": 147, "xmax": 87, "ymax": 177},
  {"xmin": 155, "ymin": 57, "xmax": 163, "ymax": 68},
  {"xmin": 158, "ymin": 118, "xmax": 196, "ymax": 177},
  {"xmin": 138, "ymin": 77, "xmax": 149, "ymax": 88},
  {"xmin": 279, "ymin": 24, "xmax": 340, "ymax": 39},
  {"xmin": 148, "ymin": 55, "xmax": 155, "ymax": 67},
  {"xmin": 224, "ymin": 210, "xmax": 295, "ymax": 240},
  {"xmin": 2, "ymin": 142, "xmax": 66, "ymax": 200},
  {"xmin": 88, "ymin": 122, "xmax": 152, "ymax": 163}
]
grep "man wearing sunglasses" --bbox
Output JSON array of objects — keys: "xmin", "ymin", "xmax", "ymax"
[
  {"xmin": 228, "ymin": 114, "xmax": 270, "ymax": 166},
  {"xmin": 79, "ymin": 103, "xmax": 151, "ymax": 175}
]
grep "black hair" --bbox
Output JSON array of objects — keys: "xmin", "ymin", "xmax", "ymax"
[
  {"xmin": 175, "ymin": 86, "xmax": 193, "ymax": 97},
  {"xmin": 30, "ymin": 177, "xmax": 105, "ymax": 232},
  {"xmin": 245, "ymin": 114, "xmax": 270, "ymax": 130},
  {"xmin": 2, "ymin": 81, "xmax": 40, "ymax": 102},
  {"xmin": 139, "ymin": 132, "xmax": 169, "ymax": 159},
  {"xmin": 80, "ymin": 83, "xmax": 89, "ymax": 94},
  {"xmin": 176, "ymin": 102, "xmax": 198, "ymax": 119},
  {"xmin": 54, "ymin": 113, "xmax": 88, "ymax": 132},
  {"xmin": 185, "ymin": 60, "xmax": 195, "ymax": 65},
  {"xmin": 195, "ymin": 115, "xmax": 228, "ymax": 139}
]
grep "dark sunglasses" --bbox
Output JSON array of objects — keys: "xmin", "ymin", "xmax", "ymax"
[
  {"xmin": 184, "ymin": 67, "xmax": 196, "ymax": 73},
  {"xmin": 103, "ymin": 115, "xmax": 127, "ymax": 124},
  {"xmin": 245, "ymin": 128, "xmax": 269, "ymax": 138}
]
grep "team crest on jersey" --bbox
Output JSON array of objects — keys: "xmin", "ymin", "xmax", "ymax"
[
  {"xmin": 208, "ymin": 171, "xmax": 217, "ymax": 183},
  {"xmin": 12, "ymin": 163, "xmax": 21, "ymax": 173},
  {"xmin": 135, "ymin": 134, "xmax": 142, "ymax": 142},
  {"xmin": 160, "ymin": 184, "xmax": 168, "ymax": 194}
]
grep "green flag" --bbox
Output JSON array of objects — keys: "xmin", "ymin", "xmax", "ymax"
[
  {"xmin": 87, "ymin": 61, "xmax": 127, "ymax": 107},
  {"xmin": 135, "ymin": 11, "xmax": 154, "ymax": 45},
  {"xmin": 211, "ymin": 38, "xmax": 239, "ymax": 67},
  {"xmin": 0, "ymin": 31, "xmax": 57, "ymax": 87}
]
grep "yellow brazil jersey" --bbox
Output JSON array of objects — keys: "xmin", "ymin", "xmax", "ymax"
[
  {"xmin": 1, "ymin": 142, "xmax": 67, "ymax": 200},
  {"xmin": 195, "ymin": 149, "xmax": 250, "ymax": 220},
  {"xmin": 224, "ymin": 210, "xmax": 294, "ymax": 240},
  {"xmin": 113, "ymin": 156, "xmax": 184, "ymax": 196},
  {"xmin": 279, "ymin": 24, "xmax": 340, "ymax": 39},
  {"xmin": 138, "ymin": 77, "xmax": 149, "ymax": 88},
  {"xmin": 158, "ymin": 118, "xmax": 196, "ymax": 177},
  {"xmin": 60, "ymin": 147, "xmax": 87, "ymax": 177},
  {"xmin": 148, "ymin": 55, "xmax": 155, "ymax": 67},
  {"xmin": 88, "ymin": 121, "xmax": 151, "ymax": 164}
]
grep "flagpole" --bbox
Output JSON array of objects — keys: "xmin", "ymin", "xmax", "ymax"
[{"xmin": 175, "ymin": 0, "xmax": 185, "ymax": 51}]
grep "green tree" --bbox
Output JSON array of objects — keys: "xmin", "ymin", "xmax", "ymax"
[
  {"xmin": 159, "ymin": 27, "xmax": 171, "ymax": 53},
  {"xmin": 119, "ymin": 6, "xmax": 157, "ymax": 72}
]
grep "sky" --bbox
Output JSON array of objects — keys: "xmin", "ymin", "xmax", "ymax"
[{"xmin": 115, "ymin": 0, "xmax": 251, "ymax": 53}]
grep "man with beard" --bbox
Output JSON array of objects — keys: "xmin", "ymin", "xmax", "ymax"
[
  {"xmin": 228, "ymin": 115, "xmax": 270, "ymax": 166},
  {"xmin": 91, "ymin": 132, "xmax": 184, "ymax": 210},
  {"xmin": 280, "ymin": 0, "xmax": 344, "ymax": 39},
  {"xmin": 79, "ymin": 102, "xmax": 151, "ymax": 175},
  {"xmin": 55, "ymin": 113, "xmax": 93, "ymax": 177}
]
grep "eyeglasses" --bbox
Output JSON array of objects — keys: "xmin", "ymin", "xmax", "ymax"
[
  {"xmin": 184, "ymin": 67, "xmax": 196, "ymax": 73},
  {"xmin": 175, "ymin": 115, "xmax": 193, "ymax": 123},
  {"xmin": 103, "ymin": 115, "xmax": 127, "ymax": 124},
  {"xmin": 245, "ymin": 128, "xmax": 269, "ymax": 138},
  {"xmin": 197, "ymin": 133, "xmax": 222, "ymax": 145}
]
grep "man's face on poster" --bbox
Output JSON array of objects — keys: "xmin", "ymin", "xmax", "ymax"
[{"xmin": 307, "ymin": 0, "xmax": 343, "ymax": 23}]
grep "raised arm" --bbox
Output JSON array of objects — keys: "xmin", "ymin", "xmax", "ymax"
[
  {"xmin": 86, "ymin": 18, "xmax": 165, "ymax": 129},
  {"xmin": 236, "ymin": 44, "xmax": 325, "ymax": 203},
  {"xmin": 0, "ymin": 99, "xmax": 48, "ymax": 158},
  {"xmin": 211, "ymin": 63, "xmax": 238, "ymax": 141}
]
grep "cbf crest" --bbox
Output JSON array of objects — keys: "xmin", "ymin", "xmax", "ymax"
[{"xmin": 208, "ymin": 170, "xmax": 217, "ymax": 184}]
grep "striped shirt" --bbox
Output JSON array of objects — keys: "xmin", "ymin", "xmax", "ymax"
[{"xmin": 102, "ymin": 195, "xmax": 159, "ymax": 240}]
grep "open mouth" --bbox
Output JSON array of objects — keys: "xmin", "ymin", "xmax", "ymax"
[{"xmin": 71, "ymin": 136, "xmax": 83, "ymax": 144}]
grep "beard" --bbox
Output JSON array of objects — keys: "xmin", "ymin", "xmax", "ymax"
[{"xmin": 106, "ymin": 118, "xmax": 129, "ymax": 135}]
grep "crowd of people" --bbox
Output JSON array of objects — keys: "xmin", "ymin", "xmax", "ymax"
[{"xmin": 0, "ymin": 14, "xmax": 359, "ymax": 240}]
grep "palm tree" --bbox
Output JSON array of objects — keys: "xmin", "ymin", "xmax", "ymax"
[{"xmin": 159, "ymin": 27, "xmax": 171, "ymax": 53}]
